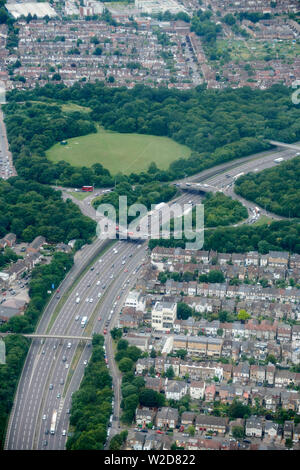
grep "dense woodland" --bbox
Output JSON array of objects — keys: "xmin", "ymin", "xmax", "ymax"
[
  {"xmin": 234, "ymin": 156, "xmax": 300, "ymax": 218},
  {"xmin": 4, "ymin": 82, "xmax": 300, "ymax": 188},
  {"xmin": 203, "ymin": 192, "xmax": 248, "ymax": 227},
  {"xmin": 66, "ymin": 334, "xmax": 113, "ymax": 450},
  {"xmin": 0, "ymin": 177, "xmax": 96, "ymax": 243}
]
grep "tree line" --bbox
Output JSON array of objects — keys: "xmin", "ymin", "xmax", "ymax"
[
  {"xmin": 0, "ymin": 177, "xmax": 96, "ymax": 244},
  {"xmin": 66, "ymin": 334, "xmax": 113, "ymax": 450},
  {"xmin": 234, "ymin": 156, "xmax": 300, "ymax": 218},
  {"xmin": 5, "ymin": 82, "xmax": 300, "ymax": 188},
  {"xmin": 148, "ymin": 219, "xmax": 300, "ymax": 254}
]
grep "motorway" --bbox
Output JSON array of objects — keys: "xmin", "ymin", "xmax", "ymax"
[
  {"xmin": 180, "ymin": 144, "xmax": 300, "ymax": 223},
  {"xmin": 5, "ymin": 142, "xmax": 300, "ymax": 450},
  {"xmin": 0, "ymin": 106, "xmax": 16, "ymax": 179}
]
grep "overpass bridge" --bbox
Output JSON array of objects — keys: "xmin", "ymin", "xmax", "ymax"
[
  {"xmin": 269, "ymin": 141, "xmax": 300, "ymax": 152},
  {"xmin": 177, "ymin": 182, "xmax": 218, "ymax": 193}
]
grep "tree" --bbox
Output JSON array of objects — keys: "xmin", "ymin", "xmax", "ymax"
[
  {"xmin": 228, "ymin": 399, "xmax": 251, "ymax": 419},
  {"xmin": 285, "ymin": 438, "xmax": 293, "ymax": 449},
  {"xmin": 166, "ymin": 366, "xmax": 175, "ymax": 379},
  {"xmin": 111, "ymin": 328, "xmax": 122, "ymax": 341},
  {"xmin": 93, "ymin": 47, "xmax": 103, "ymax": 56},
  {"xmin": 187, "ymin": 425, "xmax": 195, "ymax": 436},
  {"xmin": 139, "ymin": 388, "xmax": 165, "ymax": 408},
  {"xmin": 117, "ymin": 339, "xmax": 129, "ymax": 351},
  {"xmin": 177, "ymin": 302, "xmax": 193, "ymax": 320},
  {"xmin": 237, "ymin": 309, "xmax": 251, "ymax": 322},
  {"xmin": 118, "ymin": 357, "xmax": 134, "ymax": 373},
  {"xmin": 232, "ymin": 425, "xmax": 244, "ymax": 439}
]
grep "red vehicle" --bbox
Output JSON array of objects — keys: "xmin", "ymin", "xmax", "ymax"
[
  {"xmin": 82, "ymin": 186, "xmax": 94, "ymax": 192},
  {"xmin": 156, "ymin": 430, "xmax": 164, "ymax": 434},
  {"xmin": 103, "ymin": 328, "xmax": 107, "ymax": 335}
]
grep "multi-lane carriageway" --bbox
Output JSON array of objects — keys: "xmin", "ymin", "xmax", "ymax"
[{"xmin": 5, "ymin": 140, "xmax": 300, "ymax": 450}]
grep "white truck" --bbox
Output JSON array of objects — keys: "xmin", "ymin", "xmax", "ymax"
[
  {"xmin": 274, "ymin": 157, "xmax": 284, "ymax": 163},
  {"xmin": 50, "ymin": 410, "xmax": 57, "ymax": 435},
  {"xmin": 81, "ymin": 316, "xmax": 87, "ymax": 328}
]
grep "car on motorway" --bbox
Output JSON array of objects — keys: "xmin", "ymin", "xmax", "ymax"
[
  {"xmin": 97, "ymin": 293, "xmax": 101, "ymax": 298},
  {"xmin": 60, "ymin": 379, "xmax": 64, "ymax": 385},
  {"xmin": 98, "ymin": 316, "xmax": 101, "ymax": 321},
  {"xmin": 90, "ymin": 267, "xmax": 94, "ymax": 271},
  {"xmin": 89, "ymin": 298, "xmax": 93, "ymax": 303},
  {"xmin": 57, "ymin": 393, "xmax": 61, "ymax": 399},
  {"xmin": 43, "ymin": 440, "xmax": 48, "ymax": 447},
  {"xmin": 85, "ymin": 297, "xmax": 89, "ymax": 302},
  {"xmin": 83, "ymin": 360, "xmax": 88, "ymax": 366},
  {"xmin": 49, "ymin": 384, "xmax": 53, "ymax": 390},
  {"xmin": 110, "ymin": 274, "xmax": 114, "ymax": 279},
  {"xmin": 96, "ymin": 280, "xmax": 101, "ymax": 286},
  {"xmin": 62, "ymin": 430, "xmax": 67, "ymax": 436},
  {"xmin": 42, "ymin": 350, "xmax": 45, "ymax": 355},
  {"xmin": 42, "ymin": 414, "xmax": 47, "ymax": 420},
  {"xmin": 62, "ymin": 356, "xmax": 67, "ymax": 362},
  {"xmin": 65, "ymin": 363, "xmax": 69, "ymax": 369},
  {"xmin": 45, "ymin": 430, "xmax": 49, "ymax": 435},
  {"xmin": 75, "ymin": 315, "xmax": 80, "ymax": 321}
]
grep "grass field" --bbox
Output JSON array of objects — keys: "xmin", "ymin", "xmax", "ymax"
[
  {"xmin": 214, "ymin": 39, "xmax": 300, "ymax": 63},
  {"xmin": 46, "ymin": 127, "xmax": 191, "ymax": 175}
]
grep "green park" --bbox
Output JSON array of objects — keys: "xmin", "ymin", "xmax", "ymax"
[{"xmin": 46, "ymin": 126, "xmax": 191, "ymax": 175}]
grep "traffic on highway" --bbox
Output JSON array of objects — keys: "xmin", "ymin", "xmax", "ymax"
[{"xmin": 5, "ymin": 142, "xmax": 300, "ymax": 450}]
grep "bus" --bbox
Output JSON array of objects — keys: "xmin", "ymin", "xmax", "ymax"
[
  {"xmin": 50, "ymin": 410, "xmax": 57, "ymax": 435},
  {"xmin": 82, "ymin": 186, "xmax": 94, "ymax": 192}
]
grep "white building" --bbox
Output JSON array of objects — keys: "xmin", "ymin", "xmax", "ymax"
[
  {"xmin": 190, "ymin": 380, "xmax": 205, "ymax": 400},
  {"xmin": 151, "ymin": 301, "xmax": 176, "ymax": 332},
  {"xmin": 124, "ymin": 290, "xmax": 146, "ymax": 312},
  {"xmin": 165, "ymin": 379, "xmax": 188, "ymax": 401}
]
